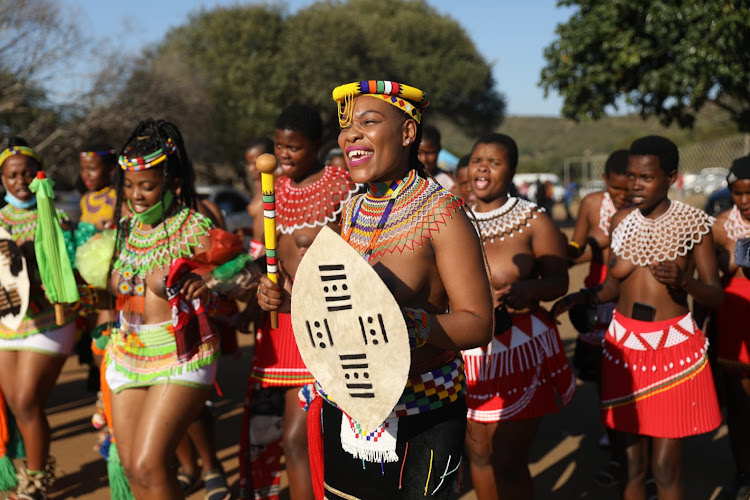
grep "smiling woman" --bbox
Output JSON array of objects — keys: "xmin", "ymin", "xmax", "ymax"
[
  {"xmin": 103, "ymin": 119, "xmax": 233, "ymax": 499},
  {"xmin": 256, "ymin": 80, "xmax": 493, "ymax": 499}
]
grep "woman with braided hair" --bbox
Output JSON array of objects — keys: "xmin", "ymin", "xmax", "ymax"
[
  {"xmin": 105, "ymin": 119, "xmax": 228, "ymax": 499},
  {"xmin": 0, "ymin": 137, "xmax": 76, "ymax": 499}
]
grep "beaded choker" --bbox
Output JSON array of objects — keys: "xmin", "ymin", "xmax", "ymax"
[
  {"xmin": 724, "ymin": 205, "xmax": 750, "ymax": 242},
  {"xmin": 342, "ymin": 169, "xmax": 464, "ymax": 261},
  {"xmin": 471, "ymin": 197, "xmax": 541, "ymax": 243},
  {"xmin": 610, "ymin": 201, "xmax": 714, "ymax": 266},
  {"xmin": 598, "ymin": 192, "xmax": 617, "ymax": 236},
  {"xmin": 275, "ymin": 165, "xmax": 358, "ymax": 234}
]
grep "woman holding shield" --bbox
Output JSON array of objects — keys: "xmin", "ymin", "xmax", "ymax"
[
  {"xmin": 257, "ymin": 81, "xmax": 493, "ymax": 499},
  {"xmin": 0, "ymin": 138, "xmax": 76, "ymax": 498}
]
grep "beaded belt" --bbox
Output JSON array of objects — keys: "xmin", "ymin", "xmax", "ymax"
[{"xmin": 308, "ymin": 356, "xmax": 465, "ymax": 418}]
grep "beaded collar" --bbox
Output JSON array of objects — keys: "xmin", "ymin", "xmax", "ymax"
[
  {"xmin": 610, "ymin": 200, "xmax": 714, "ymax": 266},
  {"xmin": 724, "ymin": 205, "xmax": 750, "ymax": 242},
  {"xmin": 113, "ymin": 207, "xmax": 212, "ymax": 281},
  {"xmin": 598, "ymin": 192, "xmax": 617, "ymax": 236},
  {"xmin": 471, "ymin": 197, "xmax": 541, "ymax": 244},
  {"xmin": 276, "ymin": 165, "xmax": 359, "ymax": 235},
  {"xmin": 0, "ymin": 205, "xmax": 68, "ymax": 244},
  {"xmin": 342, "ymin": 169, "xmax": 463, "ymax": 261}
]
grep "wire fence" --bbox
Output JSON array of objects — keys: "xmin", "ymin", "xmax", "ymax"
[{"xmin": 563, "ymin": 134, "xmax": 750, "ymax": 202}]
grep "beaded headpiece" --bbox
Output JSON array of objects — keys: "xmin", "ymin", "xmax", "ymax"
[
  {"xmin": 727, "ymin": 155, "xmax": 750, "ymax": 185},
  {"xmin": 332, "ymin": 80, "xmax": 429, "ymax": 127},
  {"xmin": 80, "ymin": 149, "xmax": 116, "ymax": 158},
  {"xmin": 0, "ymin": 146, "xmax": 42, "ymax": 169},
  {"xmin": 118, "ymin": 138, "xmax": 177, "ymax": 171}
]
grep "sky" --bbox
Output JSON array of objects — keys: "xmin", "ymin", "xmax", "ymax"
[{"xmin": 59, "ymin": 0, "xmax": 575, "ymax": 116}]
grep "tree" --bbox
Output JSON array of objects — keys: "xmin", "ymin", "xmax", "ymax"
[
  {"xmin": 106, "ymin": 0, "xmax": 503, "ymax": 177},
  {"xmin": 279, "ymin": 0, "xmax": 504, "ymax": 136},
  {"xmin": 0, "ymin": 0, "xmax": 80, "ymax": 139},
  {"xmin": 539, "ymin": 0, "xmax": 750, "ymax": 131}
]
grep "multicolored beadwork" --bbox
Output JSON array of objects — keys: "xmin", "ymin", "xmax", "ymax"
[
  {"xmin": 0, "ymin": 205, "xmax": 69, "ymax": 244},
  {"xmin": 332, "ymin": 80, "xmax": 429, "ymax": 127},
  {"xmin": 79, "ymin": 149, "xmax": 116, "ymax": 157},
  {"xmin": 0, "ymin": 146, "xmax": 42, "ymax": 168},
  {"xmin": 113, "ymin": 207, "xmax": 212, "ymax": 281},
  {"xmin": 342, "ymin": 169, "xmax": 464, "ymax": 261},
  {"xmin": 118, "ymin": 139, "xmax": 177, "ymax": 171}
]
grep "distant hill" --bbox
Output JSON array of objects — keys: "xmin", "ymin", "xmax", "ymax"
[{"xmin": 435, "ymin": 103, "xmax": 739, "ymax": 177}]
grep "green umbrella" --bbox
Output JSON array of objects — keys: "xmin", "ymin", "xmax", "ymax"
[{"xmin": 29, "ymin": 171, "xmax": 79, "ymax": 325}]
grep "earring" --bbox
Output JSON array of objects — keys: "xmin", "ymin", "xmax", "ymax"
[{"xmin": 405, "ymin": 140, "xmax": 410, "ymax": 145}]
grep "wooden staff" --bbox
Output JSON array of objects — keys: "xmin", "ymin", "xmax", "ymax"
[{"xmin": 256, "ymin": 154, "xmax": 279, "ymax": 329}]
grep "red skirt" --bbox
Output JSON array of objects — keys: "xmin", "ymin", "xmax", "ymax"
[
  {"xmin": 601, "ymin": 309, "xmax": 721, "ymax": 438},
  {"xmin": 463, "ymin": 308, "xmax": 575, "ymax": 422},
  {"xmin": 716, "ymin": 277, "xmax": 750, "ymax": 370},
  {"xmin": 249, "ymin": 312, "xmax": 314, "ymax": 388}
]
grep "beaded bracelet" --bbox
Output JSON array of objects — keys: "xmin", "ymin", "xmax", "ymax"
[
  {"xmin": 205, "ymin": 290, "xmax": 220, "ymax": 315},
  {"xmin": 402, "ymin": 307, "xmax": 431, "ymax": 350},
  {"xmin": 568, "ymin": 240, "xmax": 584, "ymax": 256},
  {"xmin": 76, "ymin": 283, "xmax": 99, "ymax": 315}
]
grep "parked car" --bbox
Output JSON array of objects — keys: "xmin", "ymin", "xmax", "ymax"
[
  {"xmin": 683, "ymin": 167, "xmax": 728, "ymax": 195},
  {"xmin": 195, "ymin": 185, "xmax": 253, "ymax": 233}
]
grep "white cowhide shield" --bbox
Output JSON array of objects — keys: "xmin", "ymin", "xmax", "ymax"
[
  {"xmin": 291, "ymin": 226, "xmax": 409, "ymax": 430},
  {"xmin": 0, "ymin": 227, "xmax": 29, "ymax": 331}
]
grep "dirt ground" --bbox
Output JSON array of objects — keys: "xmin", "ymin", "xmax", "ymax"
[{"xmin": 30, "ymin": 224, "xmax": 736, "ymax": 499}]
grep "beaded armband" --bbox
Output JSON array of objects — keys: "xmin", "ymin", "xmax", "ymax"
[{"xmin": 402, "ymin": 307, "xmax": 430, "ymax": 350}]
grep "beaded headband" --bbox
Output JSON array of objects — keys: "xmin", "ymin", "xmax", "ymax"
[
  {"xmin": 0, "ymin": 146, "xmax": 42, "ymax": 169},
  {"xmin": 118, "ymin": 138, "xmax": 177, "ymax": 171},
  {"xmin": 80, "ymin": 149, "xmax": 116, "ymax": 158},
  {"xmin": 332, "ymin": 80, "xmax": 429, "ymax": 128},
  {"xmin": 727, "ymin": 155, "xmax": 750, "ymax": 185}
]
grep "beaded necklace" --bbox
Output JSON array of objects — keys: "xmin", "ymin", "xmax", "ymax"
[
  {"xmin": 610, "ymin": 200, "xmax": 714, "ymax": 266},
  {"xmin": 598, "ymin": 192, "xmax": 617, "ymax": 236},
  {"xmin": 471, "ymin": 197, "xmax": 541, "ymax": 244},
  {"xmin": 345, "ymin": 179, "xmax": 402, "ymax": 261},
  {"xmin": 342, "ymin": 169, "xmax": 463, "ymax": 261},
  {"xmin": 0, "ymin": 204, "xmax": 68, "ymax": 244},
  {"xmin": 113, "ymin": 207, "xmax": 211, "ymax": 300},
  {"xmin": 724, "ymin": 205, "xmax": 750, "ymax": 242},
  {"xmin": 0, "ymin": 205, "xmax": 39, "ymax": 243},
  {"xmin": 276, "ymin": 165, "xmax": 359, "ymax": 234}
]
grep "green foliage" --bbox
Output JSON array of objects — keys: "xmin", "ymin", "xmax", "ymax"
[
  {"xmin": 118, "ymin": 0, "xmax": 502, "ymax": 169},
  {"xmin": 435, "ymin": 103, "xmax": 738, "ymax": 177},
  {"xmin": 156, "ymin": 5, "xmax": 288, "ymax": 160},
  {"xmin": 540, "ymin": 0, "xmax": 750, "ymax": 132},
  {"xmin": 279, "ymin": 0, "xmax": 504, "ymax": 136}
]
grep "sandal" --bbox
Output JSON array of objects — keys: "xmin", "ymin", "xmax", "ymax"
[
  {"xmin": 203, "ymin": 469, "xmax": 230, "ymax": 500},
  {"xmin": 177, "ymin": 469, "xmax": 200, "ymax": 495}
]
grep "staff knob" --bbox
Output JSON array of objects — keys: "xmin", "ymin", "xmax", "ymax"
[{"xmin": 256, "ymin": 154, "xmax": 278, "ymax": 175}]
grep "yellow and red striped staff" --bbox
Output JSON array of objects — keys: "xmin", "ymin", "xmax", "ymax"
[{"xmin": 257, "ymin": 154, "xmax": 279, "ymax": 329}]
